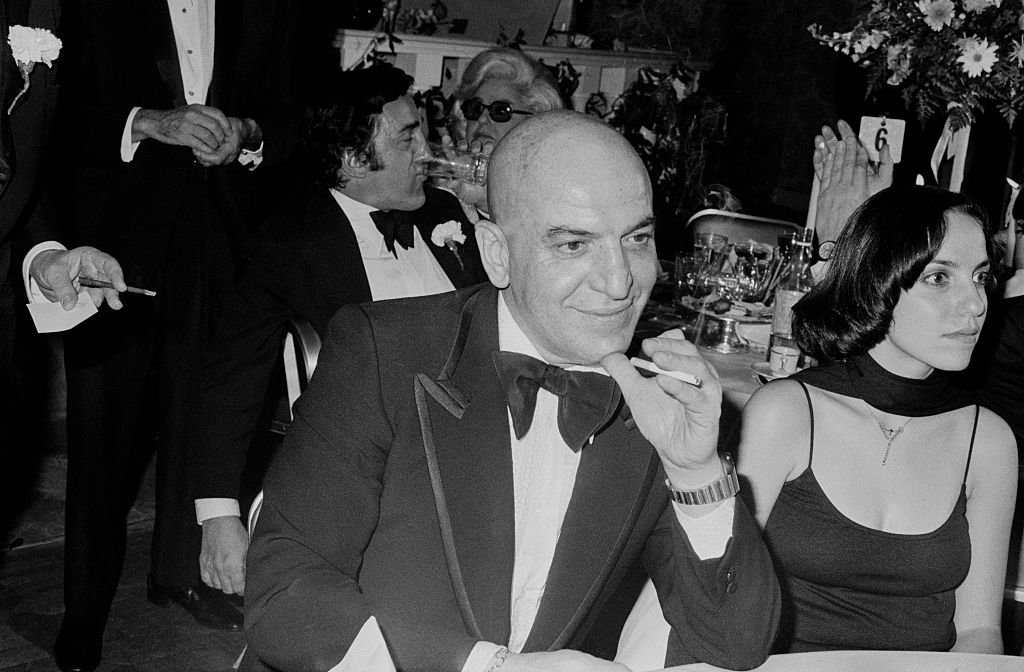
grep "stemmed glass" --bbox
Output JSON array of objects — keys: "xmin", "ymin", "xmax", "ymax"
[{"xmin": 733, "ymin": 242, "xmax": 774, "ymax": 302}]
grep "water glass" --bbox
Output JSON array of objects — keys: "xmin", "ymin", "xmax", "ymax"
[
  {"xmin": 422, "ymin": 142, "xmax": 488, "ymax": 185},
  {"xmin": 673, "ymin": 252, "xmax": 700, "ymax": 304},
  {"xmin": 734, "ymin": 242, "xmax": 774, "ymax": 302},
  {"xmin": 693, "ymin": 232, "xmax": 730, "ymax": 273}
]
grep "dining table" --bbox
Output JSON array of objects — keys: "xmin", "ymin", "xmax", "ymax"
[{"xmin": 664, "ymin": 650, "xmax": 1024, "ymax": 672}]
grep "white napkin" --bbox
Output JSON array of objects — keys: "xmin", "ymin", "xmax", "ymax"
[{"xmin": 736, "ymin": 322, "xmax": 770, "ymax": 353}]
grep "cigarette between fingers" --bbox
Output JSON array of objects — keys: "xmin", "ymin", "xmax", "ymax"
[{"xmin": 630, "ymin": 357, "xmax": 703, "ymax": 388}]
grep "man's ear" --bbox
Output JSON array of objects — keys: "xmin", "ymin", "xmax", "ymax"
[
  {"xmin": 475, "ymin": 220, "xmax": 510, "ymax": 289},
  {"xmin": 338, "ymin": 150, "xmax": 368, "ymax": 182}
]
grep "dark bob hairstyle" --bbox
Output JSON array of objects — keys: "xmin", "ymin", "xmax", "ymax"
[
  {"xmin": 305, "ymin": 64, "xmax": 414, "ymax": 190},
  {"xmin": 793, "ymin": 185, "xmax": 994, "ymax": 362}
]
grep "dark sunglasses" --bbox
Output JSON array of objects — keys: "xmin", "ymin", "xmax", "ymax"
[{"xmin": 461, "ymin": 97, "xmax": 534, "ymax": 123}]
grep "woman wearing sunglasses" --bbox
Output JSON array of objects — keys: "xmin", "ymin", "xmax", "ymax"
[{"xmin": 440, "ymin": 48, "xmax": 563, "ymax": 217}]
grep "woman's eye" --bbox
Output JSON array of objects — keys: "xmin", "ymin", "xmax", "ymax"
[
  {"xmin": 974, "ymin": 270, "xmax": 994, "ymax": 287},
  {"xmin": 920, "ymin": 272, "xmax": 949, "ymax": 286}
]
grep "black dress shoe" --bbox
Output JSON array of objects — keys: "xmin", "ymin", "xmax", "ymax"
[
  {"xmin": 53, "ymin": 615, "xmax": 102, "ymax": 672},
  {"xmin": 146, "ymin": 575, "xmax": 243, "ymax": 631}
]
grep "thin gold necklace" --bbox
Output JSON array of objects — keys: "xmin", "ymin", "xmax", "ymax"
[{"xmin": 866, "ymin": 406, "xmax": 913, "ymax": 465}]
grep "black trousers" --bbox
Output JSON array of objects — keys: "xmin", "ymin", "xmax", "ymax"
[{"xmin": 61, "ymin": 199, "xmax": 233, "ymax": 628}]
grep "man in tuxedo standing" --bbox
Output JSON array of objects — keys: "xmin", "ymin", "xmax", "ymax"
[
  {"xmin": 192, "ymin": 65, "xmax": 486, "ymax": 598},
  {"xmin": 54, "ymin": 2, "xmax": 301, "ymax": 670},
  {"xmin": 0, "ymin": 0, "xmax": 61, "ymax": 443},
  {"xmin": 243, "ymin": 110, "xmax": 779, "ymax": 672}
]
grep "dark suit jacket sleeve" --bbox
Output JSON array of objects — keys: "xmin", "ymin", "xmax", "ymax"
[
  {"xmin": 977, "ymin": 295, "xmax": 1024, "ymax": 452},
  {"xmin": 193, "ymin": 235, "xmax": 300, "ymax": 501},
  {"xmin": 643, "ymin": 497, "xmax": 781, "ymax": 670},
  {"xmin": 245, "ymin": 305, "xmax": 394, "ymax": 671},
  {"xmin": 58, "ymin": 1, "xmax": 137, "ymax": 166},
  {"xmin": 240, "ymin": 1, "xmax": 301, "ymax": 168}
]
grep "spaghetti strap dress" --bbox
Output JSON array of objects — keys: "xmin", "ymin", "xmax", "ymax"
[{"xmin": 762, "ymin": 381, "xmax": 979, "ymax": 653}]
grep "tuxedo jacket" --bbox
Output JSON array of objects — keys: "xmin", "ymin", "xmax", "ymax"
[
  {"xmin": 0, "ymin": 0, "xmax": 58, "ymax": 287},
  {"xmin": 193, "ymin": 186, "xmax": 486, "ymax": 502},
  {"xmin": 59, "ymin": 0, "xmax": 301, "ymax": 287},
  {"xmin": 962, "ymin": 295, "xmax": 1024, "ymax": 453},
  {"xmin": 243, "ymin": 284, "xmax": 780, "ymax": 672}
]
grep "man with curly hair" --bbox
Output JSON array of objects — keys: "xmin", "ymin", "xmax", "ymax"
[{"xmin": 191, "ymin": 64, "xmax": 486, "ymax": 602}]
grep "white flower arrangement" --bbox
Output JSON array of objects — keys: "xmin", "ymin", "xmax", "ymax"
[
  {"xmin": 431, "ymin": 220, "xmax": 467, "ymax": 269},
  {"xmin": 7, "ymin": 25, "xmax": 61, "ymax": 114},
  {"xmin": 809, "ymin": 0, "xmax": 1023, "ymax": 129}
]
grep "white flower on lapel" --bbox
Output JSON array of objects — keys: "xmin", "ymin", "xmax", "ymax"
[
  {"xmin": 431, "ymin": 220, "xmax": 467, "ymax": 270},
  {"xmin": 7, "ymin": 25, "xmax": 62, "ymax": 115}
]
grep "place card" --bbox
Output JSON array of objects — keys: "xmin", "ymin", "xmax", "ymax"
[{"xmin": 858, "ymin": 116, "xmax": 906, "ymax": 163}]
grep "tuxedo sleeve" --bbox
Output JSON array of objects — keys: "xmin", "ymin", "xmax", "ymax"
[
  {"xmin": 238, "ymin": 1, "xmax": 302, "ymax": 168},
  {"xmin": 193, "ymin": 235, "xmax": 301, "ymax": 501},
  {"xmin": 244, "ymin": 305, "xmax": 393, "ymax": 671},
  {"xmin": 643, "ymin": 496, "xmax": 780, "ymax": 670},
  {"xmin": 59, "ymin": 1, "xmax": 138, "ymax": 166}
]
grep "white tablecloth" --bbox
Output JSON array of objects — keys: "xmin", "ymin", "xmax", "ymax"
[{"xmin": 667, "ymin": 651, "xmax": 1024, "ymax": 672}]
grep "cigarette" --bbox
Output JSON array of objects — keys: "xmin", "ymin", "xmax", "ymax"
[
  {"xmin": 79, "ymin": 276, "xmax": 157, "ymax": 297},
  {"xmin": 630, "ymin": 357, "xmax": 702, "ymax": 388}
]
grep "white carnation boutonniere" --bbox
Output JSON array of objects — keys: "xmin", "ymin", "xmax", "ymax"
[
  {"xmin": 7, "ymin": 25, "xmax": 61, "ymax": 115},
  {"xmin": 431, "ymin": 220, "xmax": 467, "ymax": 270}
]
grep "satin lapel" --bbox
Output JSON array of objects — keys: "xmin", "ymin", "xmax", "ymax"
[
  {"xmin": 313, "ymin": 191, "xmax": 372, "ymax": 304},
  {"xmin": 523, "ymin": 415, "xmax": 660, "ymax": 651},
  {"xmin": 208, "ymin": 0, "xmax": 240, "ymax": 109},
  {"xmin": 415, "ymin": 285, "xmax": 515, "ymax": 646},
  {"xmin": 142, "ymin": 0, "xmax": 185, "ymax": 108}
]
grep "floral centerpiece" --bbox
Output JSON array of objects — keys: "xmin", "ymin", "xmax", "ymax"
[{"xmin": 809, "ymin": 0, "xmax": 1024, "ymax": 130}]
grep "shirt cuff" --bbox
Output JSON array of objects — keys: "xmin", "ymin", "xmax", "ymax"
[
  {"xmin": 238, "ymin": 142, "xmax": 264, "ymax": 170},
  {"xmin": 195, "ymin": 498, "xmax": 241, "ymax": 525},
  {"xmin": 327, "ymin": 616, "xmax": 397, "ymax": 672},
  {"xmin": 22, "ymin": 240, "xmax": 67, "ymax": 303},
  {"xmin": 121, "ymin": 106, "xmax": 143, "ymax": 163},
  {"xmin": 672, "ymin": 497, "xmax": 735, "ymax": 560},
  {"xmin": 461, "ymin": 641, "xmax": 505, "ymax": 672}
]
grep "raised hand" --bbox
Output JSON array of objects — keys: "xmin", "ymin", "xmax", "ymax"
[
  {"xmin": 602, "ymin": 329, "xmax": 723, "ymax": 489},
  {"xmin": 30, "ymin": 246, "xmax": 127, "ymax": 310},
  {"xmin": 813, "ymin": 120, "xmax": 894, "ymax": 244}
]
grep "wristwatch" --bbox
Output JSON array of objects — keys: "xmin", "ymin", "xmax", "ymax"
[
  {"xmin": 666, "ymin": 452, "xmax": 740, "ymax": 505},
  {"xmin": 818, "ymin": 240, "xmax": 836, "ymax": 261}
]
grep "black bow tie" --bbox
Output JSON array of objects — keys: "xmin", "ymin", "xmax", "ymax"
[
  {"xmin": 492, "ymin": 351, "xmax": 622, "ymax": 452},
  {"xmin": 369, "ymin": 209, "xmax": 415, "ymax": 257}
]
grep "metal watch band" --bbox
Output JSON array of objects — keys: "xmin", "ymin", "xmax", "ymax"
[
  {"xmin": 666, "ymin": 453, "xmax": 740, "ymax": 505},
  {"xmin": 818, "ymin": 240, "xmax": 836, "ymax": 261}
]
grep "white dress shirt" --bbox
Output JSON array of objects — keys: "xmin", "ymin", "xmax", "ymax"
[
  {"xmin": 460, "ymin": 293, "xmax": 736, "ymax": 672},
  {"xmin": 329, "ymin": 190, "xmax": 456, "ymax": 301},
  {"xmin": 119, "ymin": 1, "xmax": 262, "ymax": 167},
  {"xmin": 194, "ymin": 190, "xmax": 455, "ymax": 525}
]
